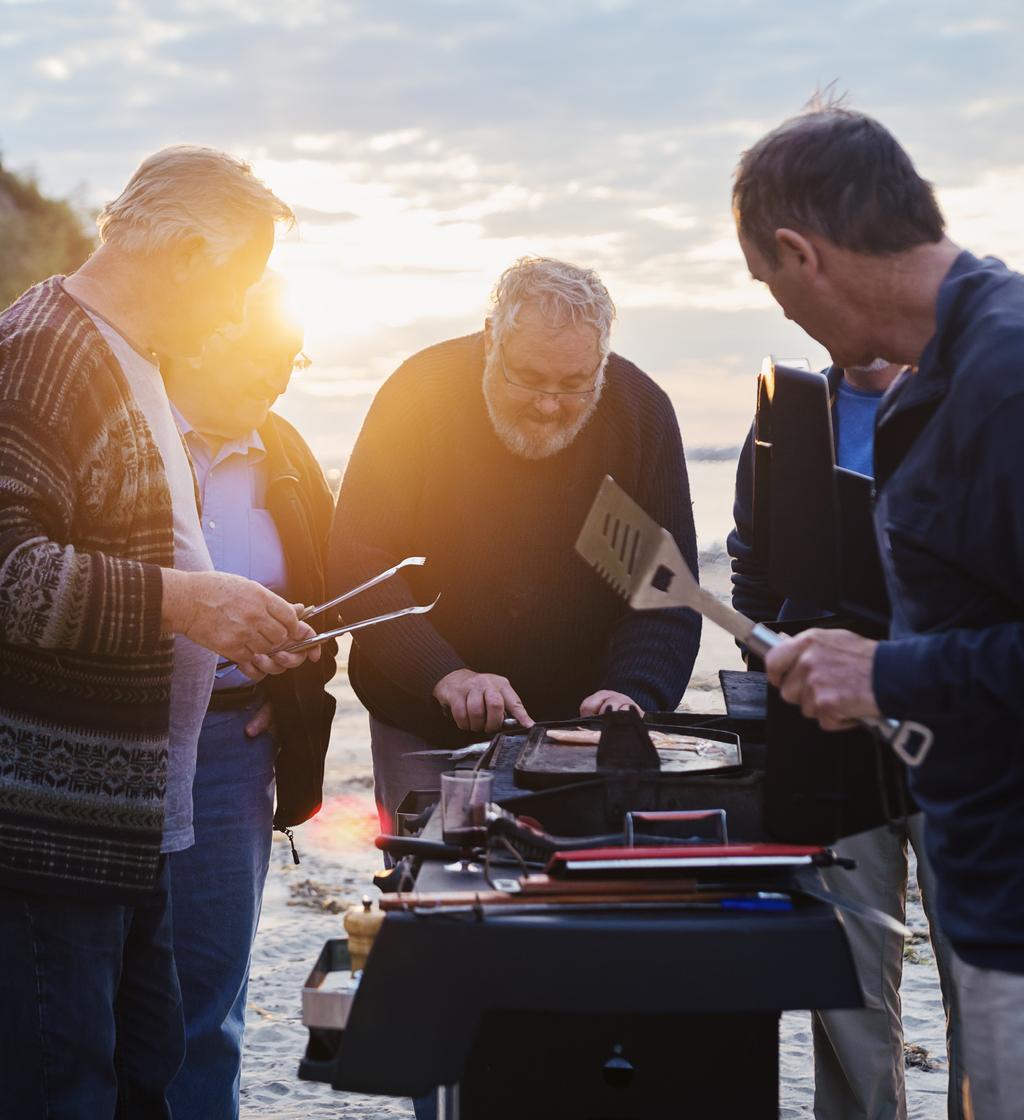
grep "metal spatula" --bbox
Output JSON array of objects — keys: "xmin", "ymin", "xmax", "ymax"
[{"xmin": 575, "ymin": 476, "xmax": 933, "ymax": 767}]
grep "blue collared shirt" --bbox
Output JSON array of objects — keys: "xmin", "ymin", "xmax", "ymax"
[{"xmin": 173, "ymin": 407, "xmax": 288, "ymax": 690}]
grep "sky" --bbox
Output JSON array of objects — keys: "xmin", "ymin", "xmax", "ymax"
[{"xmin": 2, "ymin": 0, "xmax": 1023, "ymax": 540}]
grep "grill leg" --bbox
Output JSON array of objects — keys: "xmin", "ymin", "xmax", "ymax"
[{"xmin": 436, "ymin": 1084, "xmax": 460, "ymax": 1119}]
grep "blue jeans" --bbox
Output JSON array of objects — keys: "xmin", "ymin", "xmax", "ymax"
[
  {"xmin": 167, "ymin": 703, "xmax": 276, "ymax": 1120},
  {"xmin": 0, "ymin": 857, "xmax": 184, "ymax": 1119}
]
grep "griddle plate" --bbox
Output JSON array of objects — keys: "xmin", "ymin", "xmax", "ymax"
[{"xmin": 516, "ymin": 719, "xmax": 742, "ymax": 786}]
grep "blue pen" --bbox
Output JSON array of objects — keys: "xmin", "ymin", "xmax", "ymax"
[{"xmin": 721, "ymin": 896, "xmax": 793, "ymax": 912}]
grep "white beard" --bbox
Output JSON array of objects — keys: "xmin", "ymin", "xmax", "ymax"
[{"xmin": 481, "ymin": 351, "xmax": 604, "ymax": 460}]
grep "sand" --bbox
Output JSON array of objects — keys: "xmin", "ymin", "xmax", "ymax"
[{"xmin": 241, "ymin": 562, "xmax": 950, "ymax": 1118}]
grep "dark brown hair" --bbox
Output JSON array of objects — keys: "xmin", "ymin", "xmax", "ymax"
[{"xmin": 733, "ymin": 107, "xmax": 945, "ymax": 266}]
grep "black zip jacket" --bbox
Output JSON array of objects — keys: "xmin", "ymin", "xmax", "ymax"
[{"xmin": 259, "ymin": 412, "xmax": 337, "ymax": 828}]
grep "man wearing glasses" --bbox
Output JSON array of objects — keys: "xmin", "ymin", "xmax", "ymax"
[
  {"xmin": 162, "ymin": 272, "xmax": 337, "ymax": 1120},
  {"xmin": 330, "ymin": 256, "xmax": 701, "ymax": 831}
]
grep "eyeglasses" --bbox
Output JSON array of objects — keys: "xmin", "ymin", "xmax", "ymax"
[
  {"xmin": 236, "ymin": 349, "xmax": 312, "ymax": 377},
  {"xmin": 498, "ymin": 344, "xmax": 602, "ymax": 400}
]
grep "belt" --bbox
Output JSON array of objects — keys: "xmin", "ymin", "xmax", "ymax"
[{"xmin": 207, "ymin": 684, "xmax": 264, "ymax": 712}]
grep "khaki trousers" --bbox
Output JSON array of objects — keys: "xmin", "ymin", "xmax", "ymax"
[
  {"xmin": 951, "ymin": 950, "xmax": 1024, "ymax": 1120},
  {"xmin": 813, "ymin": 815, "xmax": 964, "ymax": 1120}
]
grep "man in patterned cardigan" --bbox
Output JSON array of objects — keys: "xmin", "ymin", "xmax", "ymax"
[{"xmin": 0, "ymin": 147, "xmax": 321, "ymax": 1119}]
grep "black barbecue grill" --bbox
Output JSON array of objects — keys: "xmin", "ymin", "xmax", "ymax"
[
  {"xmin": 478, "ymin": 709, "xmax": 764, "ymax": 842},
  {"xmin": 297, "ymin": 704, "xmax": 864, "ymax": 1119}
]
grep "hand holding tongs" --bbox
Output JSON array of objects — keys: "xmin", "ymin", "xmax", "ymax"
[{"xmin": 215, "ymin": 556, "xmax": 433, "ymax": 678}]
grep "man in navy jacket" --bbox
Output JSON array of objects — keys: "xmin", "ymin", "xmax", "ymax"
[
  {"xmin": 729, "ymin": 361, "xmax": 964, "ymax": 1120},
  {"xmin": 732, "ymin": 102, "xmax": 1024, "ymax": 1117}
]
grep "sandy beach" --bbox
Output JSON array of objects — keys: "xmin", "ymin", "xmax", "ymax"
[{"xmin": 242, "ymin": 559, "xmax": 951, "ymax": 1119}]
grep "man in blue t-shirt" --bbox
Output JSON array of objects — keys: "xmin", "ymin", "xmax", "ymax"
[
  {"xmin": 833, "ymin": 365, "xmax": 886, "ymax": 475},
  {"xmin": 731, "ymin": 360, "xmax": 895, "ymax": 625},
  {"xmin": 728, "ymin": 361, "xmax": 964, "ymax": 1120}
]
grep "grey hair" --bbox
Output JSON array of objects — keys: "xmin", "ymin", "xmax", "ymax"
[
  {"xmin": 97, "ymin": 145, "xmax": 294, "ymax": 261},
  {"xmin": 488, "ymin": 256, "xmax": 616, "ymax": 359}
]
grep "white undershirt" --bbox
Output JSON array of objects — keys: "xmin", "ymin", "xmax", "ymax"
[{"xmin": 85, "ymin": 312, "xmax": 216, "ymax": 854}]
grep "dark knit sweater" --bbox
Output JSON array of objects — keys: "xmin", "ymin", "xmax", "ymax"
[
  {"xmin": 0, "ymin": 277, "xmax": 172, "ymax": 900},
  {"xmin": 328, "ymin": 333, "xmax": 701, "ymax": 746}
]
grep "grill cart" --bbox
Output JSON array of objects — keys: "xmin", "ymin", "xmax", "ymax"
[{"xmin": 297, "ymin": 708, "xmax": 865, "ymax": 1119}]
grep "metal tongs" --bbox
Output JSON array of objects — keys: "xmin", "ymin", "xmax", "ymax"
[
  {"xmin": 215, "ymin": 555, "xmax": 435, "ymax": 678},
  {"xmin": 574, "ymin": 476, "xmax": 934, "ymax": 768}
]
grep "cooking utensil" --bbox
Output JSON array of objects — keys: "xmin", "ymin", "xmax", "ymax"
[
  {"xmin": 214, "ymin": 595, "xmax": 440, "ymax": 678},
  {"xmin": 575, "ymin": 476, "xmax": 933, "ymax": 767},
  {"xmin": 514, "ymin": 719, "xmax": 741, "ymax": 786},
  {"xmin": 214, "ymin": 554, "xmax": 428, "ymax": 677},
  {"xmin": 299, "ymin": 555, "xmax": 426, "ymax": 624},
  {"xmin": 792, "ymin": 875, "xmax": 912, "ymax": 936},
  {"xmin": 406, "ymin": 742, "xmax": 491, "ymax": 762}
]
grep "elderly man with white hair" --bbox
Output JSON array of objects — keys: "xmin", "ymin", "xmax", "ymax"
[
  {"xmin": 330, "ymin": 256, "xmax": 702, "ymax": 830},
  {"xmin": 0, "ymin": 146, "xmax": 318, "ymax": 1119}
]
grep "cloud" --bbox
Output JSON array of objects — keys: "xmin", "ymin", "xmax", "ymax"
[
  {"xmin": 292, "ymin": 205, "xmax": 358, "ymax": 225},
  {"xmin": 2, "ymin": 0, "xmax": 1023, "ymax": 493},
  {"xmin": 939, "ymin": 165, "xmax": 1024, "ymax": 270},
  {"xmin": 937, "ymin": 17, "xmax": 1008, "ymax": 37},
  {"xmin": 35, "ymin": 57, "xmax": 70, "ymax": 81}
]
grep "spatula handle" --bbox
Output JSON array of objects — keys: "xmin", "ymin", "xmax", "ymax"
[
  {"xmin": 744, "ymin": 624, "xmax": 933, "ymax": 767},
  {"xmin": 743, "ymin": 623, "xmax": 782, "ymax": 659}
]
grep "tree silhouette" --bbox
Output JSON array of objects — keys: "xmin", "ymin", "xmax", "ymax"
[{"xmin": 0, "ymin": 155, "xmax": 95, "ymax": 310}]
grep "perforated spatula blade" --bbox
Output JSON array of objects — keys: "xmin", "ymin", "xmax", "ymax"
[
  {"xmin": 575, "ymin": 475, "xmax": 748, "ymax": 638},
  {"xmin": 573, "ymin": 476, "xmax": 688, "ymax": 607}
]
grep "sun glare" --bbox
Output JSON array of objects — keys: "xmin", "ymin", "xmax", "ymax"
[
  {"xmin": 271, "ymin": 243, "xmax": 352, "ymax": 349},
  {"xmin": 300, "ymin": 792, "xmax": 381, "ymax": 856}
]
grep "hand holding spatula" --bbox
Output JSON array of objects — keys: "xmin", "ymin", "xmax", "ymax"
[{"xmin": 575, "ymin": 476, "xmax": 933, "ymax": 767}]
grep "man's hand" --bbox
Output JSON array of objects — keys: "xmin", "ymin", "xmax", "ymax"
[
  {"xmin": 242, "ymin": 630, "xmax": 321, "ymax": 683},
  {"xmin": 764, "ymin": 628, "xmax": 881, "ymax": 731},
  {"xmin": 433, "ymin": 668, "xmax": 534, "ymax": 733},
  {"xmin": 580, "ymin": 690, "xmax": 644, "ymax": 717},
  {"xmin": 245, "ymin": 700, "xmax": 275, "ymax": 739},
  {"xmin": 161, "ymin": 569, "xmax": 317, "ymax": 673}
]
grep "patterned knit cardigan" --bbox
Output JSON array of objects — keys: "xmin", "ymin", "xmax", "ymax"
[{"xmin": 0, "ymin": 277, "xmax": 173, "ymax": 900}]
